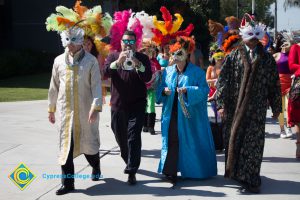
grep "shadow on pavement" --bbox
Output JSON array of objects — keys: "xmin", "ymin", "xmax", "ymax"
[
  {"xmin": 141, "ymin": 149, "xmax": 161, "ymax": 159},
  {"xmin": 265, "ymin": 117, "xmax": 279, "ymax": 125},
  {"xmin": 262, "ymin": 157, "xmax": 300, "ymax": 163},
  {"xmin": 261, "ymin": 176, "xmax": 300, "ymax": 195},
  {"xmin": 74, "ymin": 176, "xmax": 227, "ymax": 197},
  {"xmin": 265, "ymin": 132, "xmax": 281, "ymax": 139},
  {"xmin": 265, "ymin": 132, "xmax": 297, "ymax": 140}
]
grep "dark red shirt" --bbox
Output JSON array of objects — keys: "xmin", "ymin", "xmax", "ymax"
[{"xmin": 104, "ymin": 51, "xmax": 152, "ymax": 111}]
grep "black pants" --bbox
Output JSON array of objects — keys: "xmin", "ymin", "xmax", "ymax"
[
  {"xmin": 111, "ymin": 109, "xmax": 144, "ymax": 174},
  {"xmin": 162, "ymin": 110, "xmax": 179, "ymax": 176},
  {"xmin": 61, "ymin": 135, "xmax": 100, "ymax": 186}
]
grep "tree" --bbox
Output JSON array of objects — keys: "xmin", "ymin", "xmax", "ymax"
[{"xmin": 219, "ymin": 0, "xmax": 275, "ymax": 28}]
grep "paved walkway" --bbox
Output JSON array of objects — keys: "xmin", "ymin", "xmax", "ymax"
[{"xmin": 0, "ymin": 99, "xmax": 299, "ymax": 200}]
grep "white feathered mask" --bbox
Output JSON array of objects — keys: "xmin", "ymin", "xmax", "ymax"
[
  {"xmin": 60, "ymin": 26, "xmax": 85, "ymax": 47},
  {"xmin": 239, "ymin": 13, "xmax": 266, "ymax": 41}
]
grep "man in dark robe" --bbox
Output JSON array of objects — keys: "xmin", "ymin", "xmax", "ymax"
[{"xmin": 216, "ymin": 14, "xmax": 281, "ymax": 193}]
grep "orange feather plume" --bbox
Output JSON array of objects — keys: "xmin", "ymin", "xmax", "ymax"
[
  {"xmin": 222, "ymin": 34, "xmax": 240, "ymax": 53},
  {"xmin": 74, "ymin": 0, "xmax": 88, "ymax": 19},
  {"xmin": 57, "ymin": 16, "xmax": 76, "ymax": 27},
  {"xmin": 169, "ymin": 36, "xmax": 195, "ymax": 54}
]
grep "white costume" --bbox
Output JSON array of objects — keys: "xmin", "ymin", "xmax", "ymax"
[{"xmin": 48, "ymin": 28, "xmax": 102, "ymax": 165}]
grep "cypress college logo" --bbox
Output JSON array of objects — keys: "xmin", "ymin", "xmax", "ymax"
[{"xmin": 8, "ymin": 163, "xmax": 36, "ymax": 190}]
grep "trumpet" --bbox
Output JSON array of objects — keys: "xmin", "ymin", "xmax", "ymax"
[{"xmin": 123, "ymin": 50, "xmax": 135, "ymax": 70}]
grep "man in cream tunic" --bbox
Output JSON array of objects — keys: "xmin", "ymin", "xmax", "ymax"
[{"xmin": 48, "ymin": 27, "xmax": 102, "ymax": 195}]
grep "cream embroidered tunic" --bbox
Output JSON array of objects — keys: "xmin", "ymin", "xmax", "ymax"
[{"xmin": 48, "ymin": 49, "xmax": 102, "ymax": 165}]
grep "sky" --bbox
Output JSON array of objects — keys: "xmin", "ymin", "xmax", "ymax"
[{"xmin": 269, "ymin": 0, "xmax": 300, "ymax": 31}]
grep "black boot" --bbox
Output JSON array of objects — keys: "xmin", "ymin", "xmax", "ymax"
[
  {"xmin": 143, "ymin": 113, "xmax": 149, "ymax": 132},
  {"xmin": 127, "ymin": 173, "xmax": 137, "ymax": 185},
  {"xmin": 84, "ymin": 152, "xmax": 101, "ymax": 181},
  {"xmin": 148, "ymin": 113, "xmax": 156, "ymax": 135},
  {"xmin": 56, "ymin": 184, "xmax": 75, "ymax": 195},
  {"xmin": 91, "ymin": 167, "xmax": 101, "ymax": 181}
]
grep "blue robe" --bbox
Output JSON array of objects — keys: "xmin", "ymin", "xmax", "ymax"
[{"xmin": 156, "ymin": 63, "xmax": 217, "ymax": 178}]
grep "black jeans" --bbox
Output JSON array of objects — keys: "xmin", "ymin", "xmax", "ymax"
[
  {"xmin": 61, "ymin": 135, "xmax": 100, "ymax": 186},
  {"xmin": 111, "ymin": 108, "xmax": 144, "ymax": 174}
]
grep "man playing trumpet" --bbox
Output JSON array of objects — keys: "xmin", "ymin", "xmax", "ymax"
[{"xmin": 104, "ymin": 30, "xmax": 152, "ymax": 185}]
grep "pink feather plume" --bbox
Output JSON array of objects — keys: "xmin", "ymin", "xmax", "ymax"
[
  {"xmin": 128, "ymin": 18, "xmax": 143, "ymax": 49},
  {"xmin": 110, "ymin": 10, "xmax": 132, "ymax": 51}
]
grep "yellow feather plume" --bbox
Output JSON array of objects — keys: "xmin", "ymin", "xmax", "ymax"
[
  {"xmin": 170, "ymin": 14, "xmax": 183, "ymax": 34},
  {"xmin": 153, "ymin": 16, "xmax": 168, "ymax": 35}
]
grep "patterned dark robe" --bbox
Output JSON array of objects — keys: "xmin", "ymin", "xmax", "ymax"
[{"xmin": 216, "ymin": 43, "xmax": 281, "ymax": 187}]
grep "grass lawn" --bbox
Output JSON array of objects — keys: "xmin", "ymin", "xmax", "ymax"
[{"xmin": 0, "ymin": 73, "xmax": 51, "ymax": 102}]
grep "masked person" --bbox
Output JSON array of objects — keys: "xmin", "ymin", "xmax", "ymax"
[
  {"xmin": 104, "ymin": 29, "xmax": 152, "ymax": 185},
  {"xmin": 156, "ymin": 36, "xmax": 217, "ymax": 185},
  {"xmin": 216, "ymin": 14, "xmax": 281, "ymax": 193},
  {"xmin": 48, "ymin": 27, "xmax": 102, "ymax": 195},
  {"xmin": 140, "ymin": 40, "xmax": 162, "ymax": 135}
]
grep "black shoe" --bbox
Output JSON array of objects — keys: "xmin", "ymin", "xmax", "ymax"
[
  {"xmin": 91, "ymin": 168, "xmax": 101, "ymax": 181},
  {"xmin": 56, "ymin": 184, "xmax": 75, "ymax": 195},
  {"xmin": 143, "ymin": 127, "xmax": 149, "ymax": 132},
  {"xmin": 238, "ymin": 184, "xmax": 260, "ymax": 194},
  {"xmin": 163, "ymin": 174, "xmax": 177, "ymax": 184},
  {"xmin": 127, "ymin": 174, "xmax": 137, "ymax": 185},
  {"xmin": 148, "ymin": 127, "xmax": 156, "ymax": 135}
]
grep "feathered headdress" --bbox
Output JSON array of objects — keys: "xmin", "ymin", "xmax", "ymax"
[
  {"xmin": 46, "ymin": 6, "xmax": 79, "ymax": 32},
  {"xmin": 222, "ymin": 34, "xmax": 241, "ymax": 54},
  {"xmin": 46, "ymin": 1, "xmax": 112, "ymax": 56},
  {"xmin": 152, "ymin": 6, "xmax": 194, "ymax": 46},
  {"xmin": 140, "ymin": 39, "xmax": 158, "ymax": 59},
  {"xmin": 110, "ymin": 10, "xmax": 143, "ymax": 51},
  {"xmin": 209, "ymin": 42, "xmax": 219, "ymax": 52},
  {"xmin": 169, "ymin": 36, "xmax": 195, "ymax": 54},
  {"xmin": 239, "ymin": 13, "xmax": 266, "ymax": 41},
  {"xmin": 130, "ymin": 11, "xmax": 154, "ymax": 40},
  {"xmin": 46, "ymin": 1, "xmax": 112, "ymax": 37},
  {"xmin": 212, "ymin": 51, "xmax": 225, "ymax": 60}
]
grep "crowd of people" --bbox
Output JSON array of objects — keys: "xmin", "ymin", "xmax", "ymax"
[{"xmin": 45, "ymin": 1, "xmax": 300, "ymax": 196}]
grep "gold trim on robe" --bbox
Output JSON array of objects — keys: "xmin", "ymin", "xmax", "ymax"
[
  {"xmin": 59, "ymin": 66, "xmax": 72, "ymax": 165},
  {"xmin": 73, "ymin": 66, "xmax": 81, "ymax": 157}
]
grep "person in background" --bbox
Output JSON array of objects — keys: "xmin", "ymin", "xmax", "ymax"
[
  {"xmin": 83, "ymin": 36, "xmax": 111, "ymax": 104},
  {"xmin": 190, "ymin": 41, "xmax": 205, "ymax": 69},
  {"xmin": 288, "ymin": 35, "xmax": 300, "ymax": 159},
  {"xmin": 273, "ymin": 32, "xmax": 293, "ymax": 138},
  {"xmin": 206, "ymin": 50, "xmax": 225, "ymax": 119},
  {"xmin": 157, "ymin": 45, "xmax": 170, "ymax": 69},
  {"xmin": 140, "ymin": 40, "xmax": 162, "ymax": 135},
  {"xmin": 156, "ymin": 36, "xmax": 217, "ymax": 185}
]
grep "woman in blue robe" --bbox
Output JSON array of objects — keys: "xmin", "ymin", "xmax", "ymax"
[{"xmin": 156, "ymin": 36, "xmax": 217, "ymax": 184}]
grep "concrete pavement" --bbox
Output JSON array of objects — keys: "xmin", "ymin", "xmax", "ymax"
[{"xmin": 0, "ymin": 99, "xmax": 299, "ymax": 200}]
